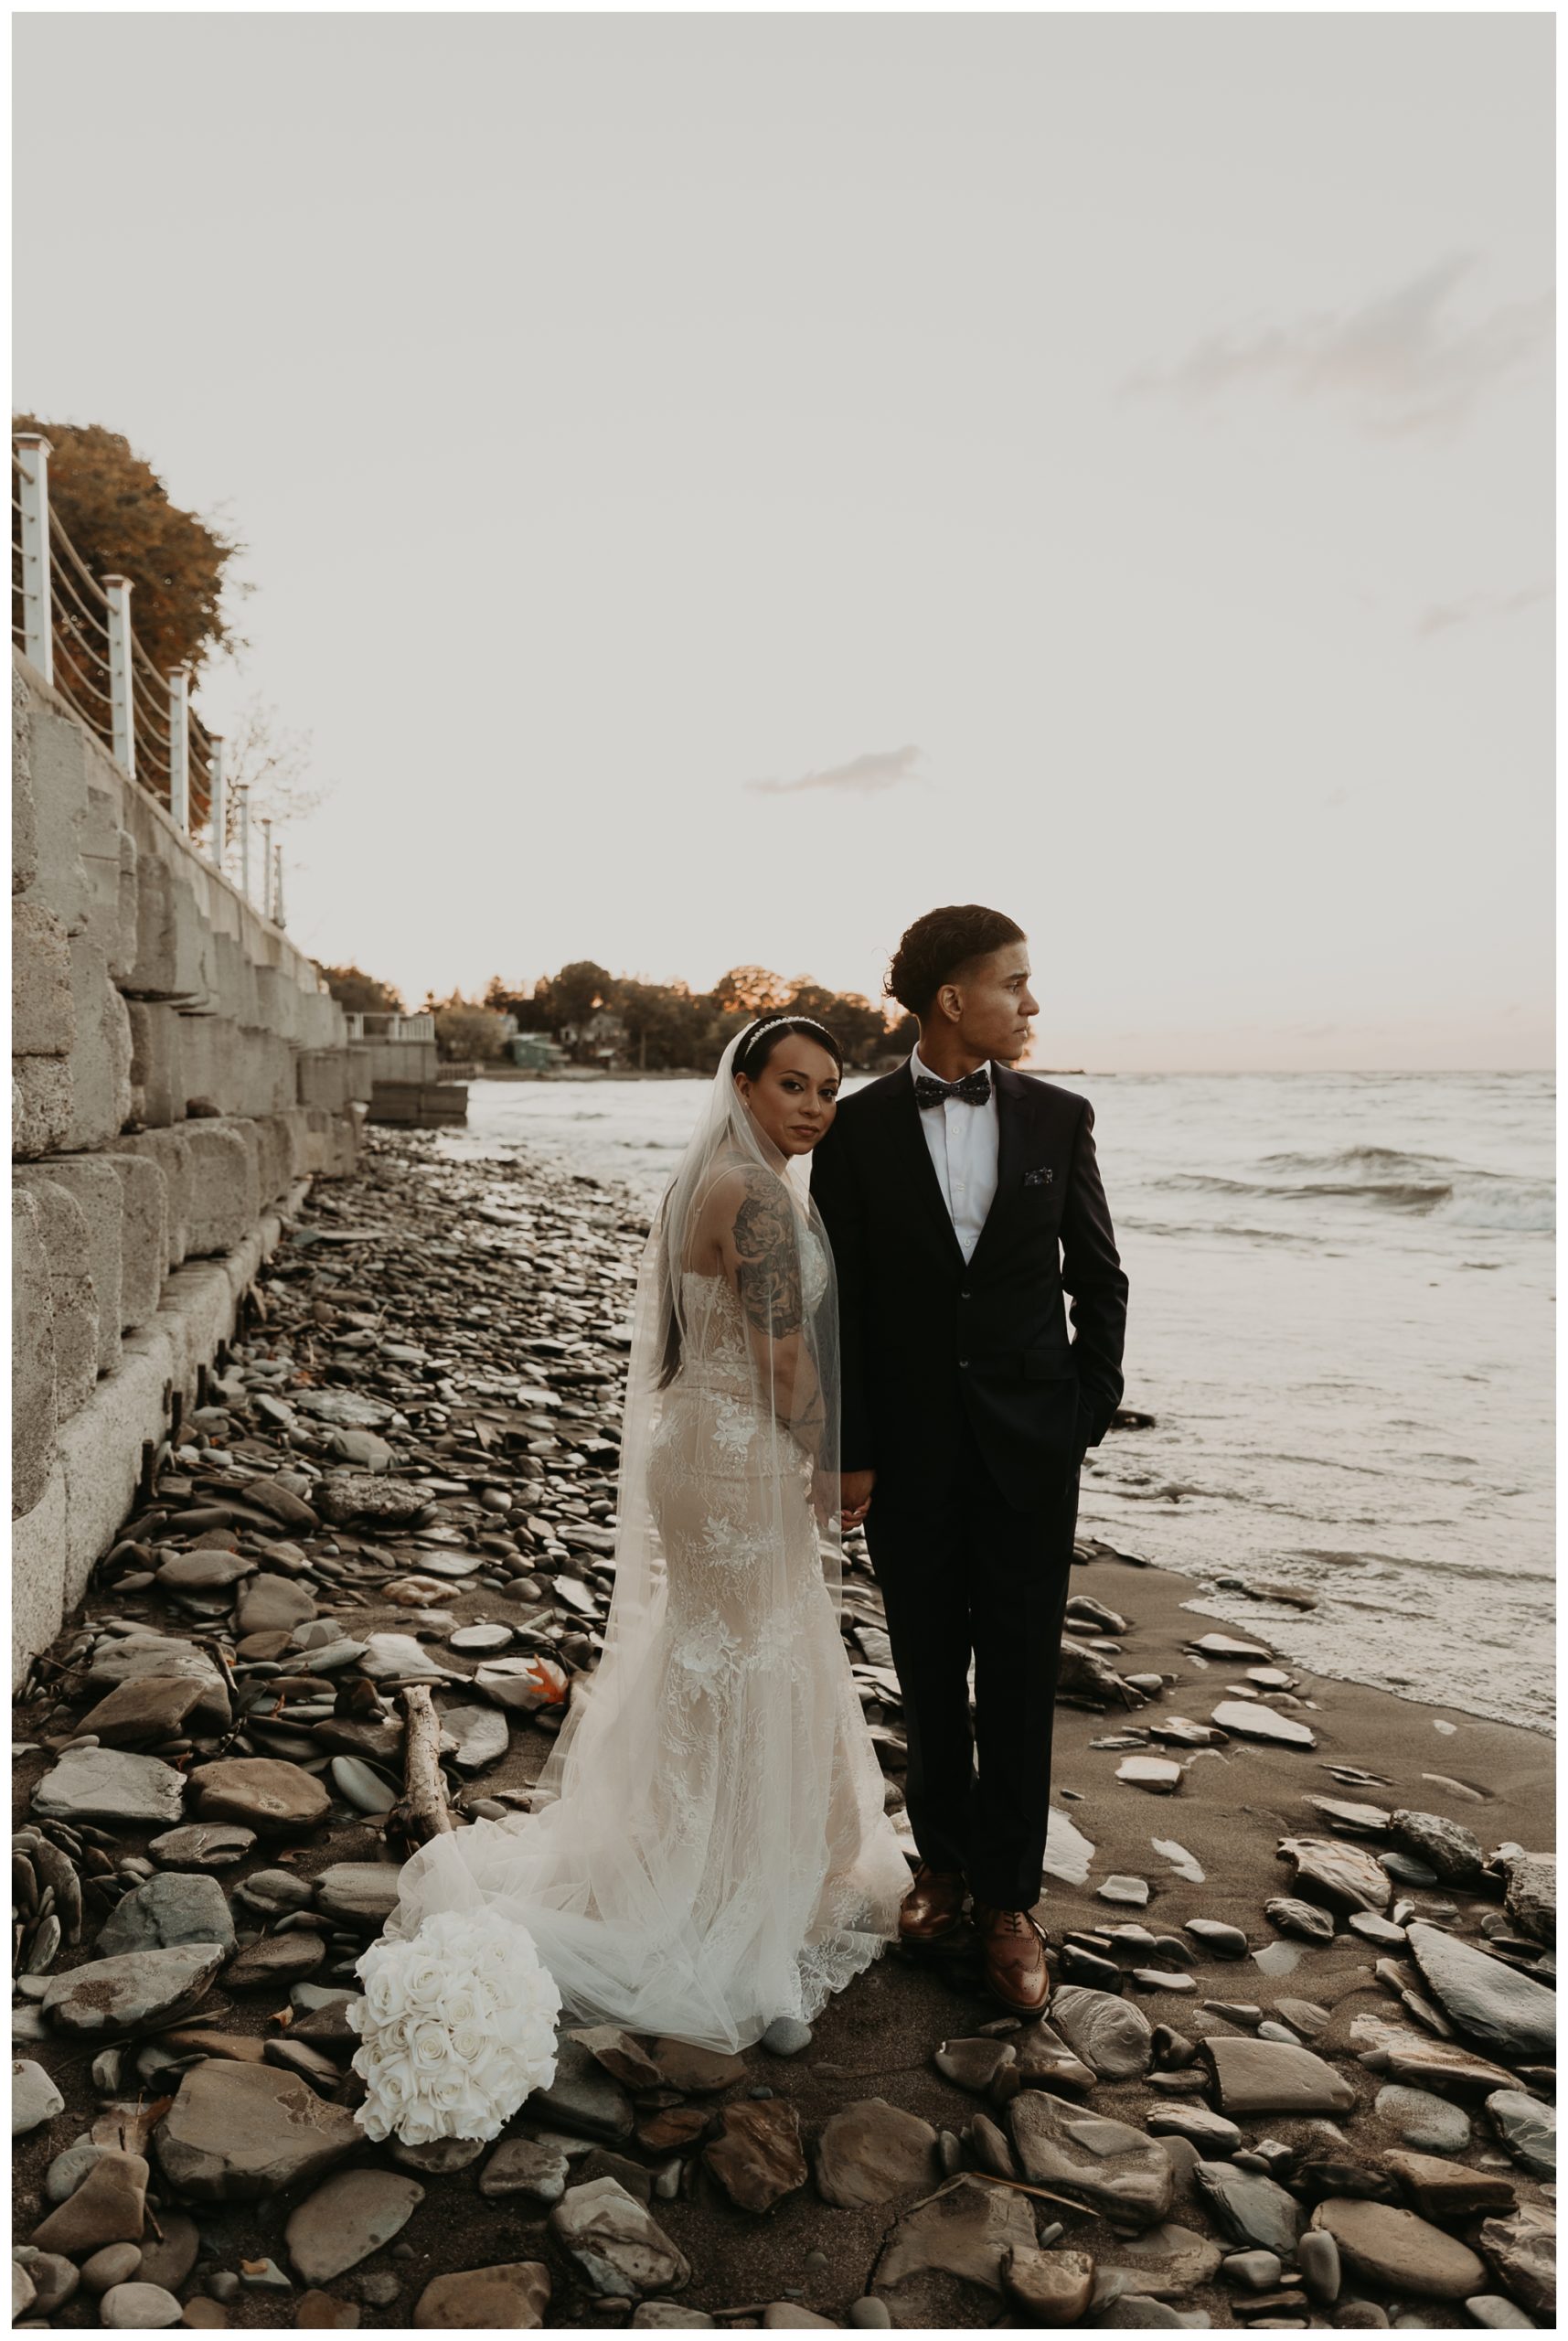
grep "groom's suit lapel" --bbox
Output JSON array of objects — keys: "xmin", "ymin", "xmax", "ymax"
[
  {"xmin": 967, "ymin": 1064, "xmax": 1032, "ymax": 1271},
  {"xmin": 880, "ymin": 1064, "xmax": 967, "ymax": 1269}
]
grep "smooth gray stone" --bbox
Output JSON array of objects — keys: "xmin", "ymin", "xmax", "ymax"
[
  {"xmin": 1463, "ymin": 2293, "xmax": 1536, "ymax": 2328},
  {"xmin": 1375, "ymin": 2083, "xmax": 1471, "ymax": 2155},
  {"xmin": 438, "ymin": 1704, "xmax": 509, "ymax": 1772},
  {"xmin": 147, "ymin": 1823, "xmax": 255, "ymax": 1869},
  {"xmin": 1485, "ymin": 2088, "xmax": 1554, "ymax": 2178},
  {"xmin": 1220, "ymin": 2250, "xmax": 1282, "ymax": 2290},
  {"xmin": 1050, "ymin": 1984, "xmax": 1154, "ymax": 2080},
  {"xmin": 761, "ymin": 2016, "xmax": 813, "ymax": 2058},
  {"xmin": 1296, "ymin": 2228, "xmax": 1340, "ymax": 2304},
  {"xmin": 12, "ymin": 2059, "xmax": 64, "ymax": 2136},
  {"xmin": 1191, "ymin": 2161, "xmax": 1303, "ymax": 2257},
  {"xmin": 1209, "ymin": 1700, "xmax": 1315, "ymax": 1748},
  {"xmin": 98, "ymin": 1873, "xmax": 235, "ymax": 1958},
  {"xmin": 98, "ymin": 2282, "xmax": 183, "ymax": 2328}
]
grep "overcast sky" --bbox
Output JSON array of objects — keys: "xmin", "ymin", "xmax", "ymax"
[{"xmin": 15, "ymin": 13, "xmax": 1552, "ymax": 1068}]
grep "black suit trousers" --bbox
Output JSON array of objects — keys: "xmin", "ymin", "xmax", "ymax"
[{"xmin": 865, "ymin": 1420, "xmax": 1080, "ymax": 1912}]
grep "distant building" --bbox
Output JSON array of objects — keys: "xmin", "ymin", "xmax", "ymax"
[
  {"xmin": 558, "ymin": 1008, "xmax": 628, "ymax": 1069},
  {"xmin": 509, "ymin": 1032, "xmax": 569, "ymax": 1071}
]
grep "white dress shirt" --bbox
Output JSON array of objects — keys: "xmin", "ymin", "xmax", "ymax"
[{"xmin": 910, "ymin": 1044, "xmax": 1000, "ymax": 1263}]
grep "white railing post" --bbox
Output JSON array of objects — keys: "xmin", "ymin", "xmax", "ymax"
[
  {"xmin": 102, "ymin": 575, "xmax": 135, "ymax": 776},
  {"xmin": 273, "ymin": 842, "xmax": 285, "ymax": 928},
  {"xmin": 167, "ymin": 668, "xmax": 190, "ymax": 829},
  {"xmin": 261, "ymin": 817, "xmax": 274, "ymax": 920},
  {"xmin": 208, "ymin": 736, "xmax": 225, "ymax": 871},
  {"xmin": 14, "ymin": 433, "xmax": 53, "ymax": 683},
  {"xmin": 238, "ymin": 786, "xmax": 251, "ymax": 903}
]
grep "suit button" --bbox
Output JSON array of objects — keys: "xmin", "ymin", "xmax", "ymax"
[
  {"xmin": 958, "ymin": 1358, "xmax": 970, "ymax": 1369},
  {"xmin": 960, "ymin": 1288, "xmax": 972, "ymax": 1299}
]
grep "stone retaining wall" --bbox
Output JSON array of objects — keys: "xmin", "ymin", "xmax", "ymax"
[{"xmin": 11, "ymin": 653, "xmax": 364, "ymax": 1682}]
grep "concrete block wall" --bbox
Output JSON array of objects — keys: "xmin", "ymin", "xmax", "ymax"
[{"xmin": 11, "ymin": 653, "xmax": 363, "ymax": 1683}]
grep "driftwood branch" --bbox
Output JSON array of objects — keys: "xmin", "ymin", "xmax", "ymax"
[{"xmin": 397, "ymin": 1684, "xmax": 454, "ymax": 1844}]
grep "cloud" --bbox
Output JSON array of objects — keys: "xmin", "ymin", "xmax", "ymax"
[
  {"xmin": 745, "ymin": 743, "xmax": 923, "ymax": 796},
  {"xmin": 1126, "ymin": 256, "xmax": 1552, "ymax": 436},
  {"xmin": 1417, "ymin": 583, "xmax": 1554, "ymax": 637}
]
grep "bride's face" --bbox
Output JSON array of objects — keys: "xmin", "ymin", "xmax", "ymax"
[{"xmin": 736, "ymin": 1036, "xmax": 842, "ymax": 1158}]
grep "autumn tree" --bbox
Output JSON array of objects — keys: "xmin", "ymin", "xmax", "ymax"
[
  {"xmin": 537, "ymin": 961, "xmax": 614, "ymax": 1029},
  {"xmin": 14, "ymin": 416, "xmax": 245, "ymax": 682},
  {"xmin": 711, "ymin": 966, "xmax": 790, "ymax": 1017}
]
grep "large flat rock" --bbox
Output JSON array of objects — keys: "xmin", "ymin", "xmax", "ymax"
[
  {"xmin": 413, "ymin": 2262, "xmax": 550, "ymax": 2328},
  {"xmin": 285, "ymin": 2168, "xmax": 425, "ymax": 2283},
  {"xmin": 1312, "ymin": 2196, "xmax": 1487, "ymax": 2300},
  {"xmin": 32, "ymin": 1747, "xmax": 186, "ymax": 1827},
  {"xmin": 156, "ymin": 2060, "xmax": 361, "ymax": 2201},
  {"xmin": 42, "ymin": 1943, "xmax": 224, "ymax": 2036},
  {"xmin": 1008, "ymin": 2091, "xmax": 1174, "ymax": 2228},
  {"xmin": 185, "ymin": 1758, "xmax": 330, "ymax": 1833},
  {"xmin": 815, "ymin": 2098, "xmax": 941, "ymax": 2207},
  {"xmin": 1201, "ymin": 2036, "xmax": 1357, "ymax": 2115},
  {"xmin": 1405, "ymin": 1922, "xmax": 1557, "ymax": 2060}
]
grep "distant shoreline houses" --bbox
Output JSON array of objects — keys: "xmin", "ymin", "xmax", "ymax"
[{"xmin": 508, "ymin": 1007, "xmax": 628, "ymax": 1072}]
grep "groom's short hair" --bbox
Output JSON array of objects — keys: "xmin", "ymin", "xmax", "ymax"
[{"xmin": 888, "ymin": 904, "xmax": 1026, "ymax": 1020}]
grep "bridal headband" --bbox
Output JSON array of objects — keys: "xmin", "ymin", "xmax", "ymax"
[{"xmin": 742, "ymin": 1016, "xmax": 833, "ymax": 1042}]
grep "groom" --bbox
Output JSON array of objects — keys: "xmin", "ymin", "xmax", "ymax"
[{"xmin": 811, "ymin": 903, "xmax": 1128, "ymax": 2015}]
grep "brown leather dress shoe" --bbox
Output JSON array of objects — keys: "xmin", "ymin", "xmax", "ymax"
[
  {"xmin": 972, "ymin": 1902, "xmax": 1051, "ymax": 2015},
  {"xmin": 898, "ymin": 1864, "xmax": 967, "ymax": 1944}
]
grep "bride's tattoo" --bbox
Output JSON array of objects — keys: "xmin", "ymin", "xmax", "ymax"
[{"xmin": 733, "ymin": 1179, "xmax": 805, "ymax": 1335}]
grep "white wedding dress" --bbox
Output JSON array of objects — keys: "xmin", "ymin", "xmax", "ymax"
[{"xmin": 385, "ymin": 1041, "xmax": 909, "ymax": 2070}]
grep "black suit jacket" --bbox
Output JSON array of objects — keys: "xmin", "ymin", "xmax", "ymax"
[{"xmin": 811, "ymin": 1063, "xmax": 1128, "ymax": 1512}]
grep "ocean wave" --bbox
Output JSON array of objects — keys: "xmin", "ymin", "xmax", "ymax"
[
  {"xmin": 1154, "ymin": 1162, "xmax": 1552, "ymax": 1231},
  {"xmin": 1439, "ymin": 1184, "xmax": 1554, "ymax": 1233},
  {"xmin": 1259, "ymin": 1145, "xmax": 1454, "ymax": 1176}
]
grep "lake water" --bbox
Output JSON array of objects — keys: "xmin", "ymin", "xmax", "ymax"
[{"xmin": 442, "ymin": 1070, "xmax": 1554, "ymax": 1732}]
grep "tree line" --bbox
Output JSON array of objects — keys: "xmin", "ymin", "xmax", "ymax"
[{"xmin": 315, "ymin": 960, "xmax": 917, "ymax": 1072}]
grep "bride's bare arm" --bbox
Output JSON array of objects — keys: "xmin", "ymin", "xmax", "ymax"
[{"xmin": 712, "ymin": 1170, "xmax": 825, "ymax": 1449}]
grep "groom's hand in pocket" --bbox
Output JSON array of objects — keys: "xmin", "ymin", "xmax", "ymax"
[{"xmin": 839, "ymin": 1470, "xmax": 876, "ymax": 1530}]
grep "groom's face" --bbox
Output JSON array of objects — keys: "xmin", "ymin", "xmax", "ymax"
[{"xmin": 946, "ymin": 941, "xmax": 1039, "ymax": 1064}]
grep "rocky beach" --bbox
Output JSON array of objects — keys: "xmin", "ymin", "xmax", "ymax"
[{"xmin": 10, "ymin": 1129, "xmax": 1556, "ymax": 2332}]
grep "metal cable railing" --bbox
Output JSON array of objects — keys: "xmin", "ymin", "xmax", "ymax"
[{"xmin": 13, "ymin": 431, "xmax": 271, "ymax": 916}]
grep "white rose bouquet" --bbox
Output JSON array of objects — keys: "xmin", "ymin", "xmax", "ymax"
[{"xmin": 348, "ymin": 1907, "xmax": 560, "ymax": 2144}]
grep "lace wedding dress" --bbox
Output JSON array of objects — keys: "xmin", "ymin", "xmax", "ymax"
[{"xmin": 386, "ymin": 1036, "xmax": 909, "ymax": 2066}]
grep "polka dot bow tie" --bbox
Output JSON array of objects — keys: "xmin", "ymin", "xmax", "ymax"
[{"xmin": 914, "ymin": 1068, "xmax": 992, "ymax": 1107}]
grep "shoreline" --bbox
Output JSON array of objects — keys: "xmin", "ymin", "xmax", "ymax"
[{"xmin": 11, "ymin": 1129, "xmax": 1555, "ymax": 2332}]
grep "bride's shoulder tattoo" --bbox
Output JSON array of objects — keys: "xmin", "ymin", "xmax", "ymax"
[{"xmin": 732, "ymin": 1173, "xmax": 804, "ymax": 1336}]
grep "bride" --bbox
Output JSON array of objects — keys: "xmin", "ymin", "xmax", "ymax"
[{"xmin": 379, "ymin": 1015, "xmax": 910, "ymax": 2093}]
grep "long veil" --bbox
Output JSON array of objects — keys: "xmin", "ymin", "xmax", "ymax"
[
  {"xmin": 535, "ymin": 1022, "xmax": 845, "ymax": 1815},
  {"xmin": 384, "ymin": 1031, "xmax": 902, "ymax": 2065}
]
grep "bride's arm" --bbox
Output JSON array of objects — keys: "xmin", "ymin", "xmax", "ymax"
[{"xmin": 712, "ymin": 1170, "xmax": 826, "ymax": 1452}]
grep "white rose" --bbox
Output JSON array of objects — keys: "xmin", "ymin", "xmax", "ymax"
[
  {"xmin": 448, "ymin": 2019, "xmax": 487, "ymax": 2067},
  {"xmin": 439, "ymin": 1982, "xmax": 483, "ymax": 2029},
  {"xmin": 411, "ymin": 2020, "xmax": 452, "ymax": 2074},
  {"xmin": 377, "ymin": 2062, "xmax": 415, "ymax": 2111},
  {"xmin": 364, "ymin": 1965, "xmax": 400, "ymax": 2025},
  {"xmin": 400, "ymin": 2110, "xmax": 439, "ymax": 2148},
  {"xmin": 405, "ymin": 1954, "xmax": 447, "ymax": 2013}
]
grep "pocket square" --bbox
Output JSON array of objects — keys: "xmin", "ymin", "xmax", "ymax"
[{"xmin": 1022, "ymin": 1165, "xmax": 1054, "ymax": 1188}]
